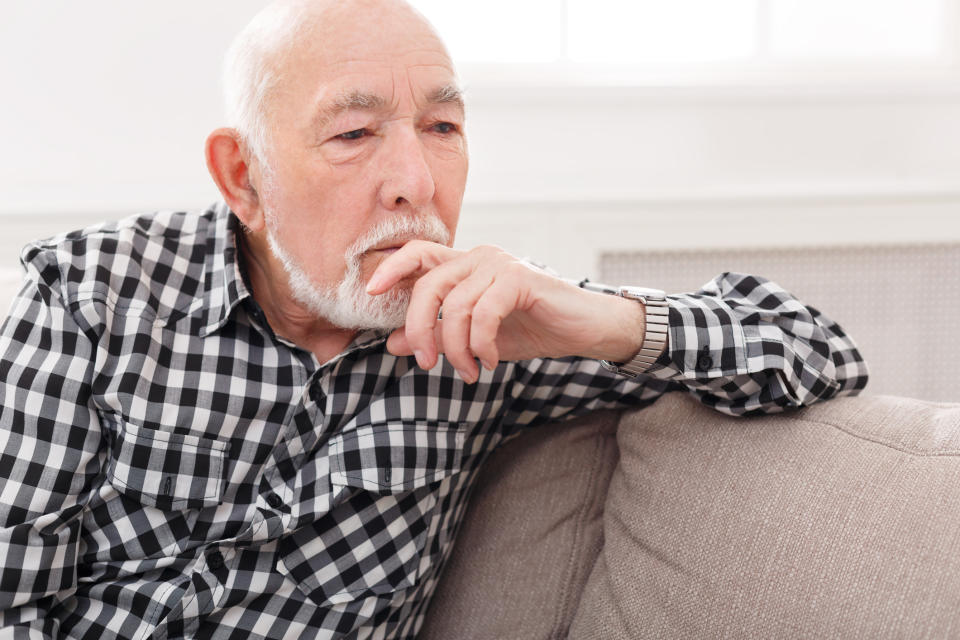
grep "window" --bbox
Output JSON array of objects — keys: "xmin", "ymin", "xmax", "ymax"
[{"xmin": 410, "ymin": 0, "xmax": 952, "ymax": 82}]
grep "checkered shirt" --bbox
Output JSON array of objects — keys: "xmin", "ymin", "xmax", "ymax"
[{"xmin": 0, "ymin": 202, "xmax": 868, "ymax": 639}]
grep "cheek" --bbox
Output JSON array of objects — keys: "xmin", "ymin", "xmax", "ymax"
[
  {"xmin": 271, "ymin": 205, "xmax": 364, "ymax": 286},
  {"xmin": 427, "ymin": 139, "xmax": 468, "ymax": 188},
  {"xmin": 431, "ymin": 152, "xmax": 467, "ymax": 231}
]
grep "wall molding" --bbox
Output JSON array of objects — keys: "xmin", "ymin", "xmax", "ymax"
[{"xmin": 2, "ymin": 188, "xmax": 957, "ymax": 279}]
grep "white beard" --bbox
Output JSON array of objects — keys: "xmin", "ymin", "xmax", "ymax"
[{"xmin": 264, "ymin": 212, "xmax": 450, "ymax": 330}]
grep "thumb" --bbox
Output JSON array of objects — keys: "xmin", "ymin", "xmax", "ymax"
[
  {"xmin": 386, "ymin": 323, "xmax": 449, "ymax": 368},
  {"xmin": 386, "ymin": 327, "xmax": 413, "ymax": 357}
]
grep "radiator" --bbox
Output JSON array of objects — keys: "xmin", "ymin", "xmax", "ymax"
[{"xmin": 600, "ymin": 243, "xmax": 960, "ymax": 402}]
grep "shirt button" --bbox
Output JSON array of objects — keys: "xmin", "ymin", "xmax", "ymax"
[
  {"xmin": 267, "ymin": 493, "xmax": 283, "ymax": 509},
  {"xmin": 697, "ymin": 354, "xmax": 714, "ymax": 371},
  {"xmin": 207, "ymin": 551, "xmax": 224, "ymax": 570},
  {"xmin": 310, "ymin": 385, "xmax": 324, "ymax": 404}
]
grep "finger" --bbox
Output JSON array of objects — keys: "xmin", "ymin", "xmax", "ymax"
[
  {"xmin": 469, "ymin": 275, "xmax": 522, "ymax": 369},
  {"xmin": 386, "ymin": 324, "xmax": 444, "ymax": 361},
  {"xmin": 438, "ymin": 271, "xmax": 495, "ymax": 383},
  {"xmin": 402, "ymin": 246, "xmax": 507, "ymax": 372},
  {"xmin": 403, "ymin": 256, "xmax": 476, "ymax": 370},
  {"xmin": 386, "ymin": 328, "xmax": 413, "ymax": 356},
  {"xmin": 366, "ymin": 240, "xmax": 461, "ymax": 295}
]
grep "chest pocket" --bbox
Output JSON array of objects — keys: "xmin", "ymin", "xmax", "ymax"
[
  {"xmin": 278, "ymin": 422, "xmax": 466, "ymax": 606},
  {"xmin": 105, "ymin": 417, "xmax": 231, "ymax": 510},
  {"xmin": 328, "ymin": 421, "xmax": 466, "ymax": 493}
]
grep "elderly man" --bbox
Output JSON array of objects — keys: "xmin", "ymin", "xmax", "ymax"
[{"xmin": 0, "ymin": 0, "xmax": 867, "ymax": 638}]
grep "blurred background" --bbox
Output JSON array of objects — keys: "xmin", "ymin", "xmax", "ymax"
[{"xmin": 1, "ymin": 1, "xmax": 958, "ymax": 400}]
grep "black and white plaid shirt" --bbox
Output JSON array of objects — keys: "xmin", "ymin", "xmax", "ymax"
[{"xmin": 0, "ymin": 202, "xmax": 867, "ymax": 639}]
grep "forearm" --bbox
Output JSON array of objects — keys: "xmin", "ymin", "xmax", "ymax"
[{"xmin": 603, "ymin": 272, "xmax": 868, "ymax": 415}]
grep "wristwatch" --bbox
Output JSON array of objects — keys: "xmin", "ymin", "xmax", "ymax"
[{"xmin": 598, "ymin": 285, "xmax": 669, "ymax": 378}]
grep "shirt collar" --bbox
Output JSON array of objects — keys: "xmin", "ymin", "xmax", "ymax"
[
  {"xmin": 197, "ymin": 201, "xmax": 252, "ymax": 337},
  {"xmin": 196, "ymin": 202, "xmax": 392, "ymax": 355}
]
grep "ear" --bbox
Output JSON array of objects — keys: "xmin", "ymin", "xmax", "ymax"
[{"xmin": 205, "ymin": 128, "xmax": 267, "ymax": 232}]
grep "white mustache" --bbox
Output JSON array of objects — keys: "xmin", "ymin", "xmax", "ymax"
[{"xmin": 347, "ymin": 215, "xmax": 451, "ymax": 260}]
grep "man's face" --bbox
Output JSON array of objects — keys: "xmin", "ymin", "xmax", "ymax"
[{"xmin": 256, "ymin": 4, "xmax": 468, "ymax": 327}]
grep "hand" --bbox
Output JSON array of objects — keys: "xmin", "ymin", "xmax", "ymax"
[{"xmin": 365, "ymin": 242, "xmax": 647, "ymax": 383}]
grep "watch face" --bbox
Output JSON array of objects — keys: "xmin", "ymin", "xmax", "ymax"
[{"xmin": 619, "ymin": 286, "xmax": 666, "ymax": 300}]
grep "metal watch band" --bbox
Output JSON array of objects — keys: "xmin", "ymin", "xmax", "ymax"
[{"xmin": 599, "ymin": 286, "xmax": 669, "ymax": 379}]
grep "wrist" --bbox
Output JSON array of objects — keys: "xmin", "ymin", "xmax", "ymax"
[
  {"xmin": 596, "ymin": 286, "xmax": 670, "ymax": 377},
  {"xmin": 588, "ymin": 293, "xmax": 648, "ymax": 363}
]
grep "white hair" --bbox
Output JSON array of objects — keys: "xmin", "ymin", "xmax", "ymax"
[
  {"xmin": 265, "ymin": 211, "xmax": 451, "ymax": 329},
  {"xmin": 222, "ymin": 2, "xmax": 311, "ymax": 166}
]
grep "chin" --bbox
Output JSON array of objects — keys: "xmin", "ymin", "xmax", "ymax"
[{"xmin": 321, "ymin": 286, "xmax": 411, "ymax": 331}]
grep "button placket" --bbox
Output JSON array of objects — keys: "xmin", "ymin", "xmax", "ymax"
[
  {"xmin": 258, "ymin": 370, "xmax": 333, "ymax": 535},
  {"xmin": 310, "ymin": 383, "xmax": 325, "ymax": 406},
  {"xmin": 196, "ymin": 550, "xmax": 230, "ymax": 615},
  {"xmin": 257, "ymin": 470, "xmax": 293, "ymax": 533},
  {"xmin": 696, "ymin": 347, "xmax": 714, "ymax": 372}
]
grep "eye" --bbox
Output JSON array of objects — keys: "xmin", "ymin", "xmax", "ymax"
[
  {"xmin": 336, "ymin": 128, "xmax": 368, "ymax": 141},
  {"xmin": 430, "ymin": 122, "xmax": 458, "ymax": 134}
]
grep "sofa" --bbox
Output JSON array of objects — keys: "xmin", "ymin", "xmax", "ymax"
[{"xmin": 419, "ymin": 392, "xmax": 960, "ymax": 638}]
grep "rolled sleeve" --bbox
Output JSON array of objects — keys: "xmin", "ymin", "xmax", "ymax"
[{"xmin": 643, "ymin": 272, "xmax": 869, "ymax": 415}]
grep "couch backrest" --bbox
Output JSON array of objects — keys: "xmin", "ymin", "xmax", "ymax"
[{"xmin": 423, "ymin": 393, "xmax": 960, "ymax": 639}]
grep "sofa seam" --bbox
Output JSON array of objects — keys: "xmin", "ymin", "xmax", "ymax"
[
  {"xmin": 550, "ymin": 410, "xmax": 616, "ymax": 639},
  {"xmin": 549, "ymin": 427, "xmax": 598, "ymax": 639},
  {"xmin": 798, "ymin": 415, "xmax": 960, "ymax": 457}
]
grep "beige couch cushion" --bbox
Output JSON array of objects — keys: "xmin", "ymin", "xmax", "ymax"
[
  {"xmin": 570, "ymin": 393, "xmax": 960, "ymax": 638},
  {"xmin": 420, "ymin": 410, "xmax": 619, "ymax": 640}
]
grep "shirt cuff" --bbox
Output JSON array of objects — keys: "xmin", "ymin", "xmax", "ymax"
[{"xmin": 640, "ymin": 295, "xmax": 749, "ymax": 382}]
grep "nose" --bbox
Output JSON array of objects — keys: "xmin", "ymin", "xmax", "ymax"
[{"xmin": 378, "ymin": 125, "xmax": 436, "ymax": 211}]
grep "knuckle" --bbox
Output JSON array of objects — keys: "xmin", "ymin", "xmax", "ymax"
[
  {"xmin": 471, "ymin": 302, "xmax": 495, "ymax": 325},
  {"xmin": 441, "ymin": 292, "xmax": 471, "ymax": 317},
  {"xmin": 471, "ymin": 244, "xmax": 505, "ymax": 259},
  {"xmin": 468, "ymin": 333, "xmax": 488, "ymax": 355},
  {"xmin": 403, "ymin": 296, "xmax": 429, "ymax": 322},
  {"xmin": 405, "ymin": 327, "xmax": 432, "ymax": 348},
  {"xmin": 506, "ymin": 260, "xmax": 531, "ymax": 277},
  {"xmin": 441, "ymin": 324, "xmax": 470, "ymax": 350},
  {"xmin": 403, "ymin": 306, "xmax": 435, "ymax": 339},
  {"xmin": 410, "ymin": 272, "xmax": 441, "ymax": 299},
  {"xmin": 410, "ymin": 280, "xmax": 429, "ymax": 302},
  {"xmin": 470, "ymin": 306, "xmax": 498, "ymax": 338},
  {"xmin": 442, "ymin": 304, "xmax": 468, "ymax": 320}
]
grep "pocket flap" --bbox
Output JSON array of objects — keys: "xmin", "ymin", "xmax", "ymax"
[
  {"xmin": 106, "ymin": 419, "xmax": 230, "ymax": 510},
  {"xmin": 329, "ymin": 422, "xmax": 466, "ymax": 493}
]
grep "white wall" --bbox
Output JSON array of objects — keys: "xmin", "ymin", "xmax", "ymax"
[
  {"xmin": 458, "ymin": 83, "xmax": 960, "ymax": 275},
  {"xmin": 3, "ymin": 3, "xmax": 960, "ymax": 278}
]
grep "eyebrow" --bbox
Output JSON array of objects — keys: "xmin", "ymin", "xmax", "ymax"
[
  {"xmin": 313, "ymin": 91, "xmax": 386, "ymax": 130},
  {"xmin": 312, "ymin": 84, "xmax": 465, "ymax": 130},
  {"xmin": 429, "ymin": 84, "xmax": 465, "ymax": 110}
]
